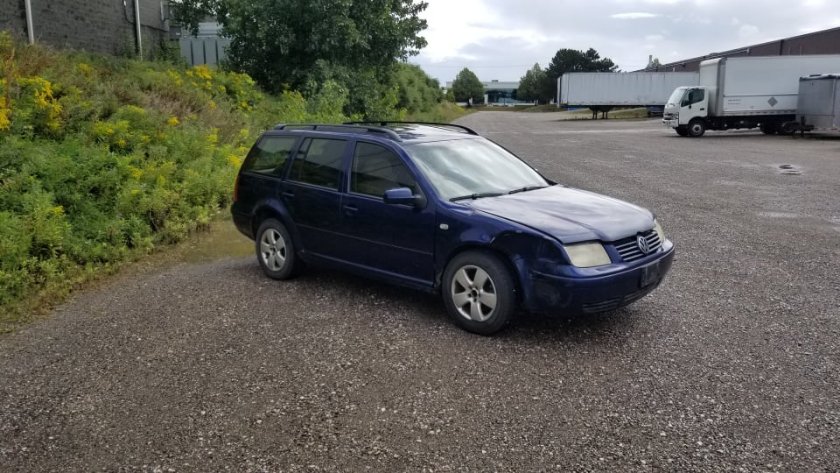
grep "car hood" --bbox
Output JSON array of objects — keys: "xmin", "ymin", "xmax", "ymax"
[{"xmin": 463, "ymin": 186, "xmax": 654, "ymax": 243}]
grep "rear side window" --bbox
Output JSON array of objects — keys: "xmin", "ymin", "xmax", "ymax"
[
  {"xmin": 288, "ymin": 138, "xmax": 346, "ymax": 189},
  {"xmin": 241, "ymin": 136, "xmax": 298, "ymax": 175},
  {"xmin": 351, "ymin": 143, "xmax": 417, "ymax": 197}
]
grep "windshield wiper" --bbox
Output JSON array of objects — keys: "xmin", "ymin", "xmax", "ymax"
[
  {"xmin": 507, "ymin": 185, "xmax": 547, "ymax": 195},
  {"xmin": 450, "ymin": 192, "xmax": 504, "ymax": 202}
]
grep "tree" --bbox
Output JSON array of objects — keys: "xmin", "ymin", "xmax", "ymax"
[
  {"xmin": 517, "ymin": 63, "xmax": 548, "ymax": 103},
  {"xmin": 543, "ymin": 48, "xmax": 618, "ymax": 102},
  {"xmin": 170, "ymin": 0, "xmax": 429, "ymax": 116},
  {"xmin": 451, "ymin": 68, "xmax": 484, "ymax": 104},
  {"xmin": 395, "ymin": 63, "xmax": 442, "ymax": 113}
]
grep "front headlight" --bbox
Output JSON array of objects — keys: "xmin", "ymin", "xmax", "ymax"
[
  {"xmin": 564, "ymin": 242, "xmax": 611, "ymax": 268},
  {"xmin": 654, "ymin": 220, "xmax": 665, "ymax": 242}
]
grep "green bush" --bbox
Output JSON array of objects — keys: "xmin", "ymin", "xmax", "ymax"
[{"xmin": 0, "ymin": 32, "xmax": 466, "ymax": 325}]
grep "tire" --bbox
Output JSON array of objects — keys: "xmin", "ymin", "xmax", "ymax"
[
  {"xmin": 442, "ymin": 251, "xmax": 516, "ymax": 335},
  {"xmin": 687, "ymin": 119, "xmax": 706, "ymax": 137},
  {"xmin": 255, "ymin": 218, "xmax": 300, "ymax": 280},
  {"xmin": 760, "ymin": 123, "xmax": 777, "ymax": 135},
  {"xmin": 675, "ymin": 126, "xmax": 689, "ymax": 137}
]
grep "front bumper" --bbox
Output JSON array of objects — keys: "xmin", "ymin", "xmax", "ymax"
[
  {"xmin": 662, "ymin": 118, "xmax": 679, "ymax": 128},
  {"xmin": 525, "ymin": 242, "xmax": 675, "ymax": 315}
]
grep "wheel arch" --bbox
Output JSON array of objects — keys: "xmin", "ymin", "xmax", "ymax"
[
  {"xmin": 437, "ymin": 232, "xmax": 546, "ymax": 303},
  {"xmin": 251, "ymin": 201, "xmax": 303, "ymax": 254}
]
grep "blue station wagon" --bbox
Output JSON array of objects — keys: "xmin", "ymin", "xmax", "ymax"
[{"xmin": 231, "ymin": 122, "xmax": 674, "ymax": 334}]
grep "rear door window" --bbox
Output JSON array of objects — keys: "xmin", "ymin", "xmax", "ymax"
[
  {"xmin": 241, "ymin": 136, "xmax": 298, "ymax": 175},
  {"xmin": 288, "ymin": 138, "xmax": 346, "ymax": 189}
]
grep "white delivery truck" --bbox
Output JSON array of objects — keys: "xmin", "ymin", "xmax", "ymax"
[
  {"xmin": 783, "ymin": 74, "xmax": 840, "ymax": 133},
  {"xmin": 662, "ymin": 55, "xmax": 840, "ymax": 137},
  {"xmin": 559, "ymin": 72, "xmax": 699, "ymax": 116}
]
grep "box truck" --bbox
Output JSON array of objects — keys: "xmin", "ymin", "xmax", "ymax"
[
  {"xmin": 783, "ymin": 74, "xmax": 840, "ymax": 133},
  {"xmin": 662, "ymin": 55, "xmax": 840, "ymax": 137},
  {"xmin": 559, "ymin": 72, "xmax": 699, "ymax": 116}
]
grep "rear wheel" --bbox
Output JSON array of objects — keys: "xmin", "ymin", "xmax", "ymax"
[
  {"xmin": 687, "ymin": 119, "xmax": 706, "ymax": 137},
  {"xmin": 675, "ymin": 126, "xmax": 689, "ymax": 137},
  {"xmin": 760, "ymin": 123, "xmax": 778, "ymax": 135},
  {"xmin": 442, "ymin": 251, "xmax": 516, "ymax": 335},
  {"xmin": 255, "ymin": 219, "xmax": 301, "ymax": 280}
]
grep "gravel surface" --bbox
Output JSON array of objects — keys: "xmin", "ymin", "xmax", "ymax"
[{"xmin": 2, "ymin": 113, "xmax": 839, "ymax": 472}]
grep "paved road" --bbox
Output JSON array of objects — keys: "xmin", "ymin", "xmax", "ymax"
[{"xmin": 2, "ymin": 113, "xmax": 839, "ymax": 472}]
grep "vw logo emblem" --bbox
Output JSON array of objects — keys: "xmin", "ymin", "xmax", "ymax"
[{"xmin": 637, "ymin": 234, "xmax": 650, "ymax": 254}]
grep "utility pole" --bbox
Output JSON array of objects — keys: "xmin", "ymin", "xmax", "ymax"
[
  {"xmin": 135, "ymin": 0, "xmax": 143, "ymax": 59},
  {"xmin": 24, "ymin": 0, "xmax": 35, "ymax": 44}
]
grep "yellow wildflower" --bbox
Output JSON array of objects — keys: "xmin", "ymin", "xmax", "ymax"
[
  {"xmin": 0, "ymin": 98, "xmax": 10, "ymax": 131},
  {"xmin": 167, "ymin": 116, "xmax": 180, "ymax": 127},
  {"xmin": 193, "ymin": 65, "xmax": 213, "ymax": 81},
  {"xmin": 207, "ymin": 129, "xmax": 219, "ymax": 145},
  {"xmin": 77, "ymin": 63, "xmax": 94, "ymax": 76},
  {"xmin": 208, "ymin": 100, "xmax": 217, "ymax": 110},
  {"xmin": 227, "ymin": 154, "xmax": 243, "ymax": 168}
]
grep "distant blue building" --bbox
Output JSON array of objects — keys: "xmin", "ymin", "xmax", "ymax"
[{"xmin": 445, "ymin": 79, "xmax": 532, "ymax": 105}]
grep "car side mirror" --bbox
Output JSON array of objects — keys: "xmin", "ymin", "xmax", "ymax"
[{"xmin": 383, "ymin": 187, "xmax": 426, "ymax": 208}]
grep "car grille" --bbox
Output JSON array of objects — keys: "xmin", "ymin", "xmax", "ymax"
[{"xmin": 613, "ymin": 229, "xmax": 662, "ymax": 263}]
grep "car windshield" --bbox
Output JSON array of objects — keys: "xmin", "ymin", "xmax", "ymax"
[{"xmin": 404, "ymin": 138, "xmax": 548, "ymax": 201}]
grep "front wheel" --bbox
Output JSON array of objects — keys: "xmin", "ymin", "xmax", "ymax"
[
  {"xmin": 255, "ymin": 219, "xmax": 301, "ymax": 280},
  {"xmin": 688, "ymin": 119, "xmax": 706, "ymax": 137},
  {"xmin": 442, "ymin": 251, "xmax": 516, "ymax": 335}
]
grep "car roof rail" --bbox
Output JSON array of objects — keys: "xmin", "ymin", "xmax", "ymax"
[
  {"xmin": 273, "ymin": 123, "xmax": 402, "ymax": 142},
  {"xmin": 345, "ymin": 121, "xmax": 479, "ymax": 136}
]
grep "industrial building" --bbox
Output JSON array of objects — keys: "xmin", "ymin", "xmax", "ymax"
[{"xmin": 645, "ymin": 26, "xmax": 840, "ymax": 72}]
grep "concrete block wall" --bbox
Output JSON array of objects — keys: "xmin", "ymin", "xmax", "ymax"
[{"xmin": 0, "ymin": 0, "xmax": 168, "ymax": 57}]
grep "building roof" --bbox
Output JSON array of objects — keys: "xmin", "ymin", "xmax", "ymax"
[{"xmin": 644, "ymin": 26, "xmax": 840, "ymax": 72}]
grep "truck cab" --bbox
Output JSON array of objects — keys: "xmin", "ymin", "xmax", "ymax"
[{"xmin": 663, "ymin": 86, "xmax": 710, "ymax": 137}]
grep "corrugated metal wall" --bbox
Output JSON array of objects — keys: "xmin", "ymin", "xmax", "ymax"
[{"xmin": 178, "ymin": 22, "xmax": 229, "ymax": 66}]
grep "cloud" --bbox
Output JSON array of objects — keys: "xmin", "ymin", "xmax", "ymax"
[
  {"xmin": 611, "ymin": 12, "xmax": 661, "ymax": 19},
  {"xmin": 738, "ymin": 24, "xmax": 760, "ymax": 38},
  {"xmin": 413, "ymin": 0, "xmax": 840, "ymax": 82}
]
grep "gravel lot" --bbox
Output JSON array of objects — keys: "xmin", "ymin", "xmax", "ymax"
[{"xmin": 2, "ymin": 113, "xmax": 839, "ymax": 472}]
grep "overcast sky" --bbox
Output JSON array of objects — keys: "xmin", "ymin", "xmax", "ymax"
[{"xmin": 412, "ymin": 0, "xmax": 840, "ymax": 84}]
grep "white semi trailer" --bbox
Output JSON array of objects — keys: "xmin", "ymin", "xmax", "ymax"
[
  {"xmin": 662, "ymin": 55, "xmax": 840, "ymax": 137},
  {"xmin": 558, "ymin": 72, "xmax": 699, "ymax": 116}
]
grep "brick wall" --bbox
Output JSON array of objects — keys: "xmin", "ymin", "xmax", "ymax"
[{"xmin": 0, "ymin": 0, "xmax": 168, "ymax": 56}]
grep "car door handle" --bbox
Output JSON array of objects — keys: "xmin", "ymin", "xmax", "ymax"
[
  {"xmin": 282, "ymin": 191, "xmax": 295, "ymax": 198},
  {"xmin": 343, "ymin": 204, "xmax": 358, "ymax": 214}
]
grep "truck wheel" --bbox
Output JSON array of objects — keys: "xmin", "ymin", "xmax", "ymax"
[
  {"xmin": 675, "ymin": 126, "xmax": 689, "ymax": 137},
  {"xmin": 688, "ymin": 119, "xmax": 706, "ymax": 137},
  {"xmin": 760, "ymin": 123, "xmax": 777, "ymax": 135}
]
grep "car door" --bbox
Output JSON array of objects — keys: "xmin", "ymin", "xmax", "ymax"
[
  {"xmin": 282, "ymin": 136, "xmax": 347, "ymax": 258},
  {"xmin": 336, "ymin": 140, "xmax": 436, "ymax": 283}
]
